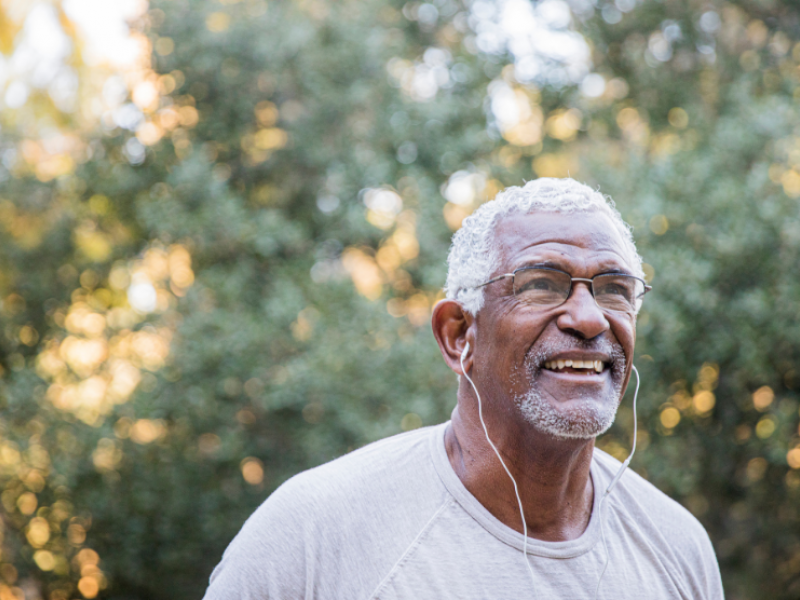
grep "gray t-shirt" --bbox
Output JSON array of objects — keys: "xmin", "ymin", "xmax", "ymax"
[{"xmin": 204, "ymin": 422, "xmax": 724, "ymax": 599}]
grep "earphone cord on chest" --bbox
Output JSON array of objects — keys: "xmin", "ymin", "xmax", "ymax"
[
  {"xmin": 594, "ymin": 364, "xmax": 640, "ymax": 600},
  {"xmin": 460, "ymin": 345, "xmax": 538, "ymax": 589}
]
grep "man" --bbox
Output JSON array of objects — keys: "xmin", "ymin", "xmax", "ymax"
[{"xmin": 204, "ymin": 178, "xmax": 724, "ymax": 599}]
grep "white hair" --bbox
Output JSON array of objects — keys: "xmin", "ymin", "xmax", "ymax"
[{"xmin": 445, "ymin": 177, "xmax": 644, "ymax": 315}]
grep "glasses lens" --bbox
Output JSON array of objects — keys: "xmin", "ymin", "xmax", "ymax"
[
  {"xmin": 593, "ymin": 274, "xmax": 644, "ymax": 312},
  {"xmin": 513, "ymin": 268, "xmax": 571, "ymax": 306}
]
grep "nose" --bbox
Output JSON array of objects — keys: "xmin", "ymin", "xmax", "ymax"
[{"xmin": 555, "ymin": 281, "xmax": 610, "ymax": 340}]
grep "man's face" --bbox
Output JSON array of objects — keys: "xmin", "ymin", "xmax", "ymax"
[{"xmin": 474, "ymin": 210, "xmax": 637, "ymax": 439}]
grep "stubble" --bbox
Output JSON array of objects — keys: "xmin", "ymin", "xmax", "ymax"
[{"xmin": 514, "ymin": 337, "xmax": 627, "ymax": 439}]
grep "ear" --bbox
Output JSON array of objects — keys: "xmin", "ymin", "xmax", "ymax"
[{"xmin": 431, "ymin": 299, "xmax": 474, "ymax": 376}]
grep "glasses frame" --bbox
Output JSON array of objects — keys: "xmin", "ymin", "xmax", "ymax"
[{"xmin": 473, "ymin": 266, "xmax": 652, "ymax": 313}]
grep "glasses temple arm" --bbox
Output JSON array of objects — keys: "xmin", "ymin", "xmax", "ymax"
[{"xmin": 473, "ymin": 273, "xmax": 515, "ymax": 289}]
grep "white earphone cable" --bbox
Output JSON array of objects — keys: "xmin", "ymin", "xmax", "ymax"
[
  {"xmin": 460, "ymin": 344, "xmax": 640, "ymax": 597},
  {"xmin": 460, "ymin": 343, "xmax": 537, "ymax": 588},
  {"xmin": 593, "ymin": 364, "xmax": 640, "ymax": 600}
]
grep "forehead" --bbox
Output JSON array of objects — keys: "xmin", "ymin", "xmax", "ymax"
[{"xmin": 493, "ymin": 210, "xmax": 632, "ymax": 272}]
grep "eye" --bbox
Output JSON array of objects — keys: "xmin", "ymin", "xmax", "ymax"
[
  {"xmin": 594, "ymin": 276, "xmax": 637, "ymax": 301},
  {"xmin": 513, "ymin": 269, "xmax": 571, "ymax": 302},
  {"xmin": 519, "ymin": 276, "xmax": 559, "ymax": 293},
  {"xmin": 599, "ymin": 283, "xmax": 629, "ymax": 297}
]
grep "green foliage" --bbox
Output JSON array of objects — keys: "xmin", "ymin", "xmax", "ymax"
[{"xmin": 1, "ymin": 0, "xmax": 800, "ymax": 598}]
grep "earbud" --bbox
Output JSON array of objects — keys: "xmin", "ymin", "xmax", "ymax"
[{"xmin": 461, "ymin": 342, "xmax": 470, "ymax": 360}]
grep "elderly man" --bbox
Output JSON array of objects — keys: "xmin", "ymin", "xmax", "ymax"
[{"xmin": 204, "ymin": 178, "xmax": 724, "ymax": 599}]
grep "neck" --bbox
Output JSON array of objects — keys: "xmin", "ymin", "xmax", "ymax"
[{"xmin": 445, "ymin": 398, "xmax": 595, "ymax": 542}]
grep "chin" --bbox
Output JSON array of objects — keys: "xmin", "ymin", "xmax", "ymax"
[
  {"xmin": 516, "ymin": 338, "xmax": 627, "ymax": 439},
  {"xmin": 517, "ymin": 392, "xmax": 619, "ymax": 439},
  {"xmin": 515, "ymin": 363, "xmax": 625, "ymax": 439}
]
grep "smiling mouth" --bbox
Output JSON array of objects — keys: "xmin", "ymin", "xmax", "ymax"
[{"xmin": 543, "ymin": 359, "xmax": 607, "ymax": 374}]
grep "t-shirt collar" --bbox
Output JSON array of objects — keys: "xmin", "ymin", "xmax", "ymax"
[{"xmin": 429, "ymin": 421, "xmax": 604, "ymax": 558}]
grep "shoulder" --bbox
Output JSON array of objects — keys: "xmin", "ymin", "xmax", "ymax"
[
  {"xmin": 270, "ymin": 424, "xmax": 442, "ymax": 513},
  {"xmin": 204, "ymin": 425, "xmax": 451, "ymax": 600},
  {"xmin": 593, "ymin": 448, "xmax": 723, "ymax": 597},
  {"xmin": 250, "ymin": 424, "xmax": 448, "ymax": 548},
  {"xmin": 593, "ymin": 448, "xmax": 709, "ymax": 541}
]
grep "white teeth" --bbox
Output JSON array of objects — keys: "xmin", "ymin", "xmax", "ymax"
[{"xmin": 544, "ymin": 359, "xmax": 606, "ymax": 372}]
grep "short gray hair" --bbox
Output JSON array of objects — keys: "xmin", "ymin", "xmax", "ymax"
[{"xmin": 445, "ymin": 177, "xmax": 644, "ymax": 315}]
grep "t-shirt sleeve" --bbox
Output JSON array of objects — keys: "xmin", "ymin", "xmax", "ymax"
[
  {"xmin": 202, "ymin": 479, "xmax": 314, "ymax": 600},
  {"xmin": 595, "ymin": 450, "xmax": 726, "ymax": 599},
  {"xmin": 647, "ymin": 494, "xmax": 725, "ymax": 599},
  {"xmin": 684, "ymin": 521, "xmax": 725, "ymax": 599}
]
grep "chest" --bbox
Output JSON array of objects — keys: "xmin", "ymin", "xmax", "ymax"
[{"xmin": 368, "ymin": 509, "xmax": 691, "ymax": 600}]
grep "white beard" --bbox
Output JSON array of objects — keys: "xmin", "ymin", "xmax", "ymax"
[{"xmin": 515, "ymin": 338, "xmax": 626, "ymax": 439}]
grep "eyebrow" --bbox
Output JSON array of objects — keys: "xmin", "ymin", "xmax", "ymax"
[{"xmin": 515, "ymin": 260, "xmax": 633, "ymax": 276}]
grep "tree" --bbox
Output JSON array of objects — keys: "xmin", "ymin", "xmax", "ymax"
[{"xmin": 0, "ymin": 0, "xmax": 799, "ymax": 598}]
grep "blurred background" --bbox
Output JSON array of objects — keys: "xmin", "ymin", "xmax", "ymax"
[{"xmin": 0, "ymin": 0, "xmax": 798, "ymax": 597}]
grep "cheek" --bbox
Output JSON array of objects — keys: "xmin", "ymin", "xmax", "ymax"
[
  {"xmin": 477, "ymin": 309, "xmax": 551, "ymax": 381},
  {"xmin": 478, "ymin": 333, "xmax": 530, "ymax": 390},
  {"xmin": 611, "ymin": 317, "xmax": 636, "ymax": 350}
]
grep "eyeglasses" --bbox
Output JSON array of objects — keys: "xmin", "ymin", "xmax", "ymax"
[{"xmin": 473, "ymin": 266, "xmax": 651, "ymax": 314}]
